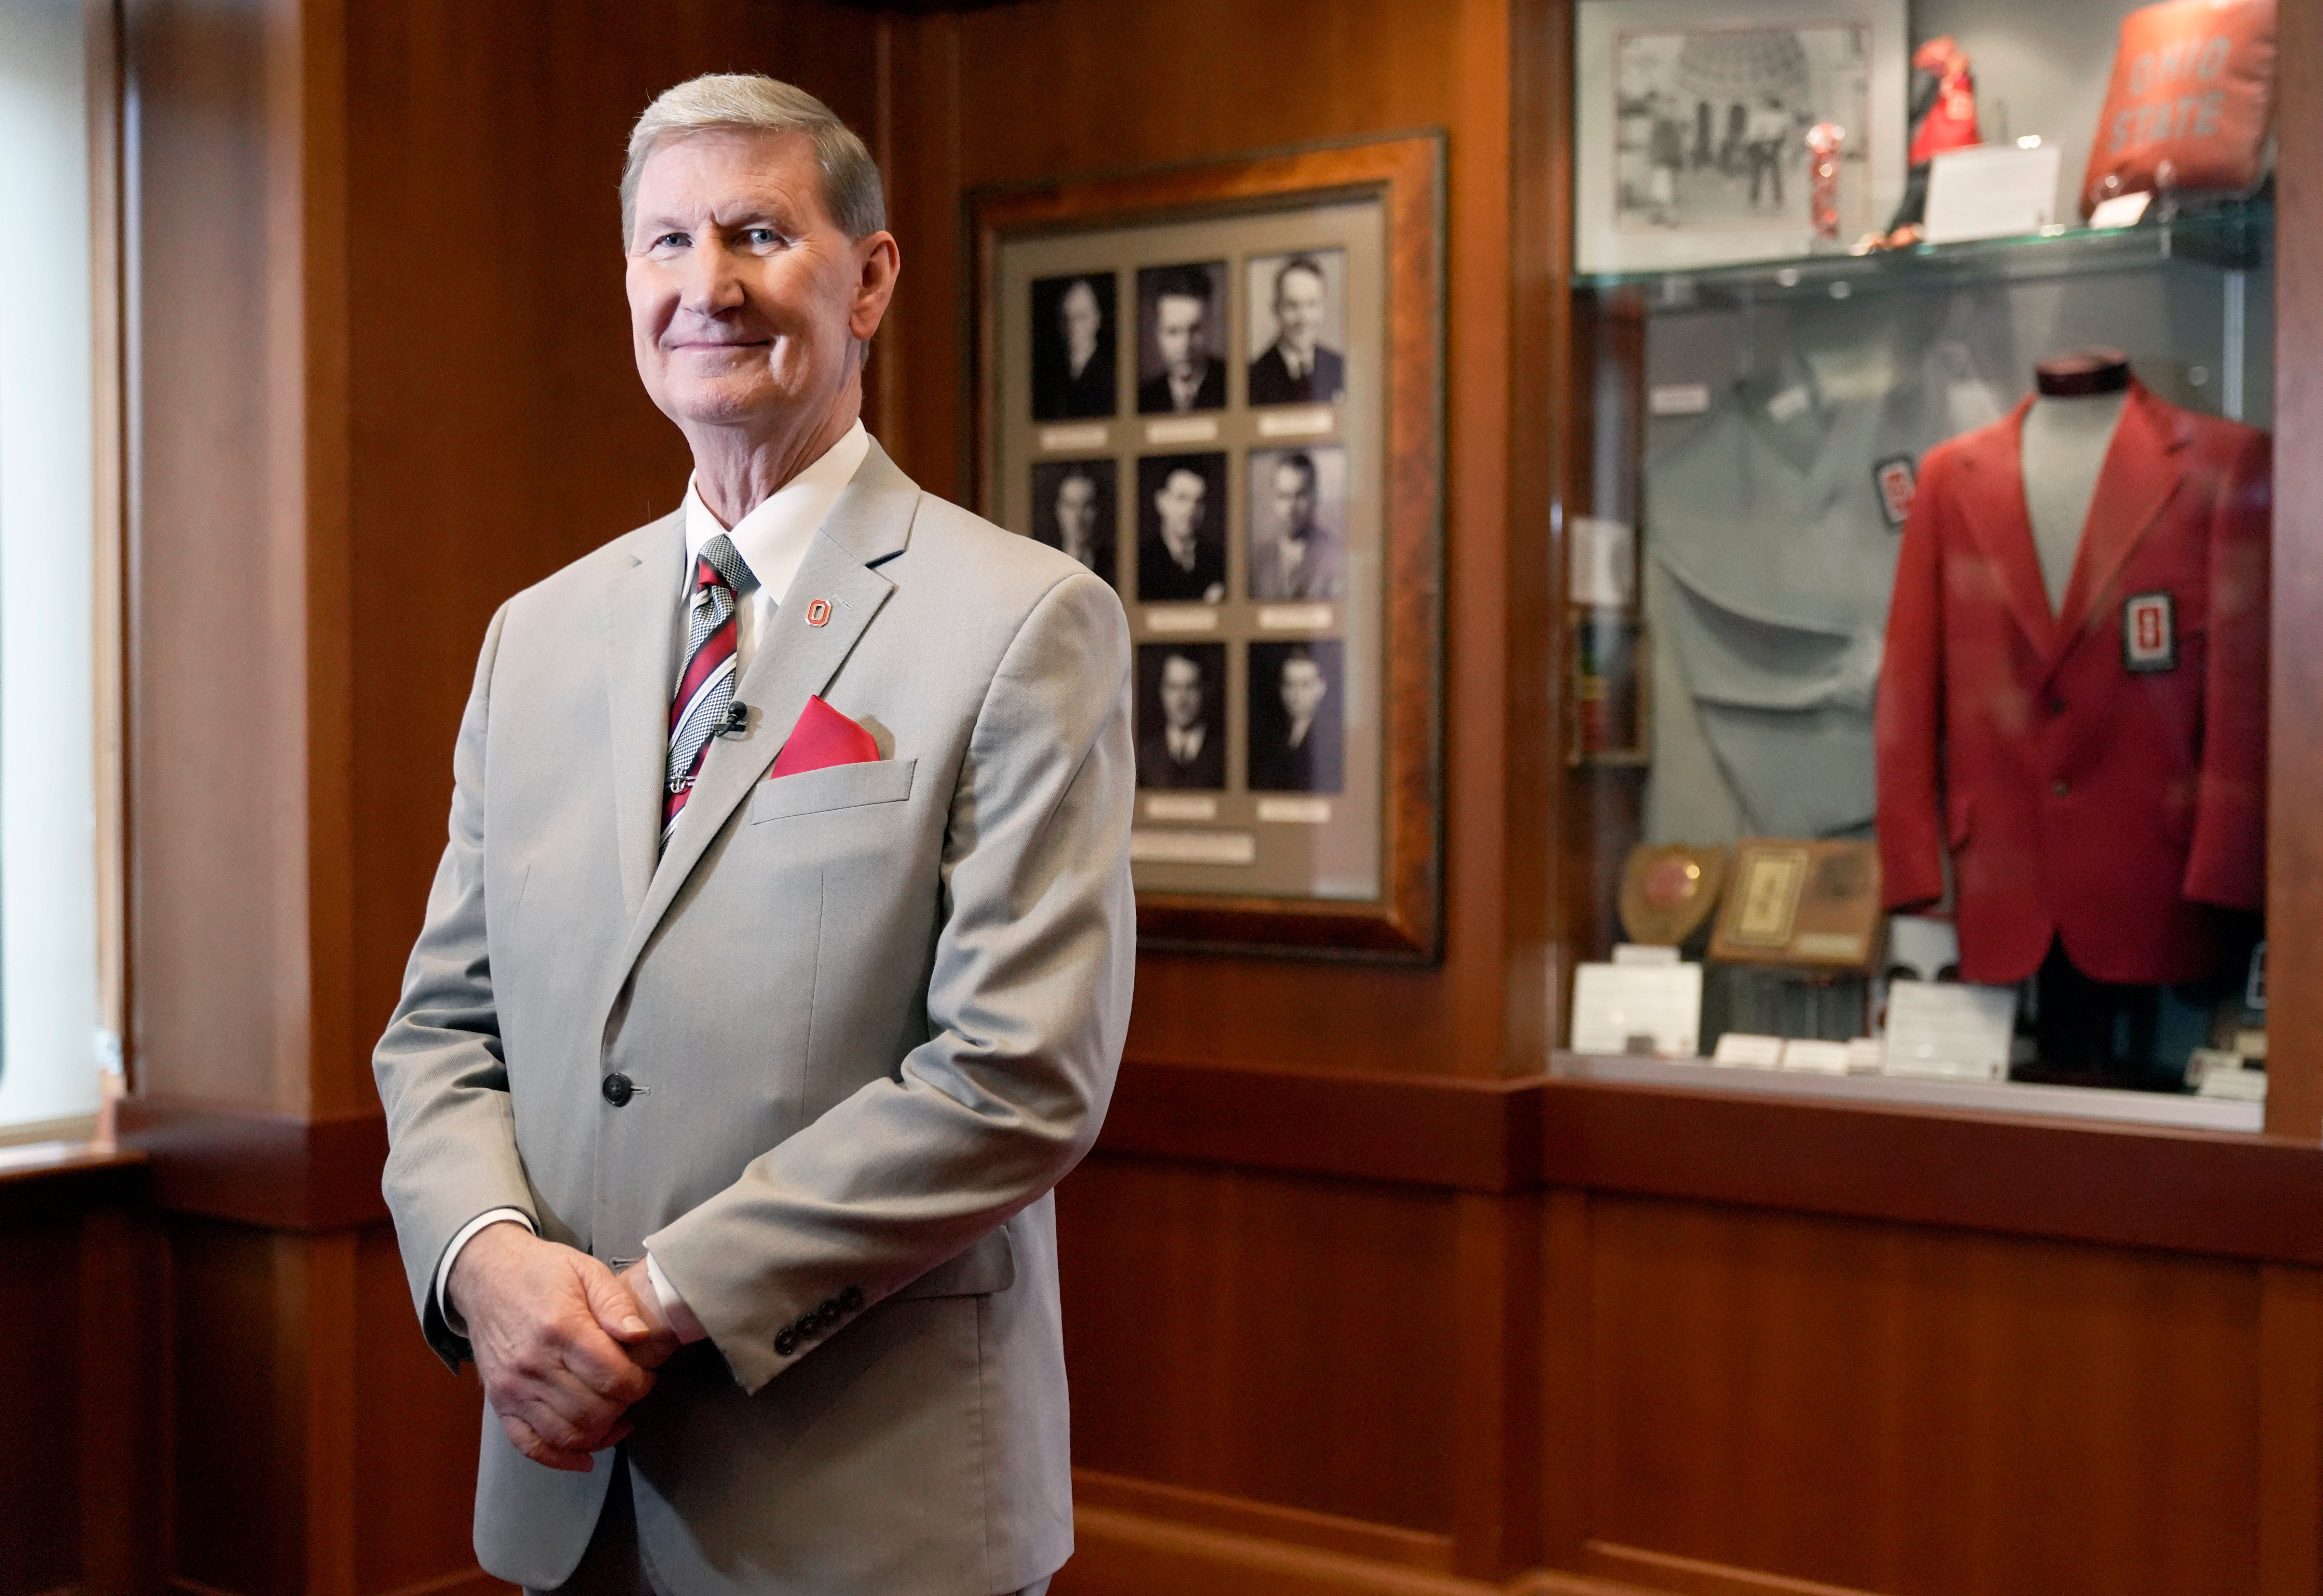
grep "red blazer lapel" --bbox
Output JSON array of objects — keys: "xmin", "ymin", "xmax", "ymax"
[
  {"xmin": 2049, "ymin": 381, "xmax": 2191, "ymax": 674},
  {"xmin": 1954, "ymin": 396, "xmax": 2059, "ymax": 665}
]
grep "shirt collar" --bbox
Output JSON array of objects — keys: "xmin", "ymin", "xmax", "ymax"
[{"xmin": 683, "ymin": 420, "xmax": 871, "ymax": 609}]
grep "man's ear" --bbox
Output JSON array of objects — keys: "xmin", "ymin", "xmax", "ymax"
[{"xmin": 849, "ymin": 231, "xmax": 901, "ymax": 343}]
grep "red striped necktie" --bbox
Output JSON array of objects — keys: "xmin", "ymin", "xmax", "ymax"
[{"xmin": 663, "ymin": 534, "xmax": 759, "ymax": 850}]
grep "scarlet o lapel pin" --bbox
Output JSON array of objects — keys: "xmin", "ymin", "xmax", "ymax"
[{"xmin": 805, "ymin": 598, "xmax": 832, "ymax": 628}]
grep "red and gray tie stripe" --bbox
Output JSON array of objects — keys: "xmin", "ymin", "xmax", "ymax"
[{"xmin": 663, "ymin": 533, "xmax": 758, "ymax": 848}]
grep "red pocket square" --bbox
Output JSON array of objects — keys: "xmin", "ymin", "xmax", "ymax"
[{"xmin": 770, "ymin": 695, "xmax": 880, "ymax": 779}]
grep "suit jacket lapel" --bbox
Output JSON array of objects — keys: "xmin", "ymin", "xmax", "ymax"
[
  {"xmin": 598, "ymin": 514, "xmax": 688, "ymax": 921},
  {"xmin": 2049, "ymin": 381, "xmax": 2190, "ymax": 673},
  {"xmin": 1956, "ymin": 397, "xmax": 2060, "ymax": 665},
  {"xmin": 607, "ymin": 438, "xmax": 920, "ymax": 985}
]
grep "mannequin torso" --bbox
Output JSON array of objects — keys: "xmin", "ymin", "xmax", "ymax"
[{"xmin": 2019, "ymin": 386, "xmax": 2128, "ymax": 615}]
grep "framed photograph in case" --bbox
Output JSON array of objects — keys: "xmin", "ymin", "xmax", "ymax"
[
  {"xmin": 972, "ymin": 134, "xmax": 1444, "ymax": 959},
  {"xmin": 1573, "ymin": 0, "xmax": 1909, "ymax": 274}
]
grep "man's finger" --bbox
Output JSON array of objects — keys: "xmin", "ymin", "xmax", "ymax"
[
  {"xmin": 500, "ymin": 1413, "xmax": 595, "ymax": 1474},
  {"xmin": 581, "ymin": 1257, "xmax": 654, "ymax": 1341}
]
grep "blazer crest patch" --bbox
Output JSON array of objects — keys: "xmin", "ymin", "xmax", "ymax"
[{"xmin": 2122, "ymin": 591, "xmax": 2177, "ymax": 673}]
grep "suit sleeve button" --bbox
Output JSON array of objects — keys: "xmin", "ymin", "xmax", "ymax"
[
  {"xmin": 775, "ymin": 1330, "xmax": 797, "ymax": 1357},
  {"xmin": 839, "ymin": 1286, "xmax": 864, "ymax": 1313},
  {"xmin": 816, "ymin": 1298, "xmax": 842, "ymax": 1327}
]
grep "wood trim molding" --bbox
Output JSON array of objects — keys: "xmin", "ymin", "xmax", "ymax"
[
  {"xmin": 1074, "ymin": 1469, "xmax": 1456, "ymax": 1573},
  {"xmin": 118, "ymin": 1096, "xmax": 388, "ymax": 1230},
  {"xmin": 0, "ymin": 1141, "xmax": 146, "ymax": 1223},
  {"xmin": 1579, "ymin": 1544, "xmax": 1881, "ymax": 1596},
  {"xmin": 1102, "ymin": 1057, "xmax": 2323, "ymax": 1265},
  {"xmin": 1061, "ymin": 1503, "xmax": 1654, "ymax": 1596}
]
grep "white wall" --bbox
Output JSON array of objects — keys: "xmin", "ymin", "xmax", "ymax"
[{"xmin": 0, "ymin": 0, "xmax": 103, "ymax": 1129}]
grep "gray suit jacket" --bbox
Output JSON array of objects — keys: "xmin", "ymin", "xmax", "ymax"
[{"xmin": 372, "ymin": 439, "xmax": 1135, "ymax": 1596}]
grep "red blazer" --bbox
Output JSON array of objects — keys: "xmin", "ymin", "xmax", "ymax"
[{"xmin": 1875, "ymin": 383, "xmax": 2269, "ymax": 985}]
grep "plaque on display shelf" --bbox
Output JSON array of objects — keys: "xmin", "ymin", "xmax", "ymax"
[
  {"xmin": 1708, "ymin": 838, "xmax": 1884, "ymax": 972},
  {"xmin": 1618, "ymin": 842, "xmax": 1728, "ymax": 948}
]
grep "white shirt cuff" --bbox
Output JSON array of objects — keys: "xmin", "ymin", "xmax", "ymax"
[
  {"xmin": 435, "ymin": 1208, "xmax": 533, "ymax": 1336},
  {"xmin": 645, "ymin": 1251, "xmax": 707, "ymax": 1344}
]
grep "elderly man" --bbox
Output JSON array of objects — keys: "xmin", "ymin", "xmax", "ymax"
[{"xmin": 372, "ymin": 74, "xmax": 1134, "ymax": 1596}]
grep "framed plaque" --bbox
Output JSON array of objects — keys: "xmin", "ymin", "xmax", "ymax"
[
  {"xmin": 1708, "ymin": 838, "xmax": 1884, "ymax": 971},
  {"xmin": 973, "ymin": 135, "xmax": 1444, "ymax": 959}
]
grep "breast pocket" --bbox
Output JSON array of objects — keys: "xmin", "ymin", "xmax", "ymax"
[{"xmin": 749, "ymin": 757, "xmax": 917, "ymax": 824}]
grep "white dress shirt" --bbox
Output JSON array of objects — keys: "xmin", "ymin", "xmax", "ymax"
[{"xmin": 433, "ymin": 420, "xmax": 873, "ymax": 1344}]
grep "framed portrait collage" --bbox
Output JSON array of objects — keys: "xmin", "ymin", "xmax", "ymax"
[{"xmin": 974, "ymin": 136, "xmax": 1444, "ymax": 958}]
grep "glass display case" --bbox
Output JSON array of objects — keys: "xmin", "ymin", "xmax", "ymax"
[{"xmin": 1556, "ymin": 0, "xmax": 2280, "ymax": 1128}]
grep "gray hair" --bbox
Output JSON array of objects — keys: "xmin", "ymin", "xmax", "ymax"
[{"xmin": 620, "ymin": 74, "xmax": 885, "ymax": 244}]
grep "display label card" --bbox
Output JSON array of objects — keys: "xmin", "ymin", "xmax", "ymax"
[
  {"xmin": 1256, "ymin": 797, "xmax": 1332, "ymax": 825},
  {"xmin": 1256, "ymin": 406, "xmax": 1336, "ymax": 438},
  {"xmin": 1611, "ymin": 943, "xmax": 1680, "ymax": 967},
  {"xmin": 1145, "ymin": 607, "xmax": 1221, "ymax": 634},
  {"xmin": 1712, "ymin": 1032, "xmax": 1784, "ymax": 1069},
  {"xmin": 1571, "ymin": 962, "xmax": 1703, "ymax": 1058},
  {"xmin": 2089, "ymin": 191, "xmax": 2153, "ymax": 230},
  {"xmin": 1144, "ymin": 795, "xmax": 1218, "ymax": 822},
  {"xmin": 1923, "ymin": 142, "xmax": 2063, "ymax": 244},
  {"xmin": 1883, "ymin": 980, "xmax": 2017, "ymax": 1080},
  {"xmin": 1037, "ymin": 423, "xmax": 1110, "ymax": 452},
  {"xmin": 1779, "ymin": 1039, "xmax": 1853, "ymax": 1075},
  {"xmin": 1569, "ymin": 516, "xmax": 1637, "ymax": 609},
  {"xmin": 1649, "ymin": 383, "xmax": 1711, "ymax": 417},
  {"xmin": 1129, "ymin": 830, "xmax": 1256, "ymax": 866},
  {"xmin": 1257, "ymin": 604, "xmax": 1335, "ymax": 631},
  {"xmin": 1144, "ymin": 416, "xmax": 1220, "ymax": 445}
]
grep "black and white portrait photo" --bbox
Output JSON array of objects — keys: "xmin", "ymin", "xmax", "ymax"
[
  {"xmin": 1245, "ymin": 249, "xmax": 1347, "ymax": 407},
  {"xmin": 1134, "ymin": 261, "xmax": 1229, "ymax": 414},
  {"xmin": 1613, "ymin": 25, "xmax": 1870, "ymax": 234},
  {"xmin": 1247, "ymin": 446, "xmax": 1347, "ymax": 602},
  {"xmin": 1247, "ymin": 640, "xmax": 1345, "ymax": 794},
  {"xmin": 1029, "ymin": 459, "xmax": 1117, "ymax": 588},
  {"xmin": 1136, "ymin": 452, "xmax": 1228, "ymax": 605},
  {"xmin": 1136, "ymin": 642, "xmax": 1228, "ymax": 790},
  {"xmin": 1029, "ymin": 272, "xmax": 1117, "ymax": 420}
]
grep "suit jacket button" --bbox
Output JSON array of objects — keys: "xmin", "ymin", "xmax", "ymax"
[
  {"xmin": 839, "ymin": 1286, "xmax": 864, "ymax": 1313},
  {"xmin": 775, "ymin": 1329, "xmax": 797, "ymax": 1357},
  {"xmin": 2051, "ymin": 779, "xmax": 2070, "ymax": 798},
  {"xmin": 2049, "ymin": 697, "xmax": 2067, "ymax": 715},
  {"xmin": 601, "ymin": 1073, "xmax": 635, "ymax": 1106}
]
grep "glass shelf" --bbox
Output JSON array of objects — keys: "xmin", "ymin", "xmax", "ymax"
[{"xmin": 1573, "ymin": 200, "xmax": 2272, "ymax": 312}]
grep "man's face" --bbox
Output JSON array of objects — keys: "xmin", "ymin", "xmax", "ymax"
[
  {"xmin": 1160, "ymin": 656, "xmax": 1204, "ymax": 730},
  {"xmin": 1055, "ymin": 474, "xmax": 1098, "ymax": 548},
  {"xmin": 1155, "ymin": 469, "xmax": 1206, "ymax": 554},
  {"xmin": 1155, "ymin": 293, "xmax": 1208, "ymax": 380},
  {"xmin": 1273, "ymin": 267, "xmax": 1326, "ymax": 355},
  {"xmin": 626, "ymin": 129, "xmax": 894, "ymax": 434},
  {"xmin": 1280, "ymin": 658, "xmax": 1327, "ymax": 723},
  {"xmin": 1271, "ymin": 463, "xmax": 1318, "ymax": 538},
  {"xmin": 1060, "ymin": 280, "xmax": 1101, "ymax": 368}
]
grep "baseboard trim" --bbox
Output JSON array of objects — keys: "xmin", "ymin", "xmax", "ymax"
[
  {"xmin": 1581, "ymin": 1543, "xmax": 1887, "ymax": 1596},
  {"xmin": 1058, "ymin": 1503, "xmax": 1658, "ymax": 1596},
  {"xmin": 1073, "ymin": 1468, "xmax": 1456, "ymax": 1572}
]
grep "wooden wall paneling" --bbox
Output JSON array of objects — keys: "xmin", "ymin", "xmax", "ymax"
[
  {"xmin": 2271, "ymin": 0, "xmax": 2323, "ymax": 1140},
  {"xmin": 1055, "ymin": 1154, "xmax": 1464, "ymax": 1543},
  {"xmin": 124, "ymin": 0, "xmax": 322, "ymax": 1113},
  {"xmin": 877, "ymin": 0, "xmax": 1528, "ymax": 1075},
  {"xmin": 86, "ymin": 0, "xmax": 130, "ymax": 1060},
  {"xmin": 1582, "ymin": 1196, "xmax": 2260, "ymax": 1596},
  {"xmin": 339, "ymin": 0, "xmax": 884, "ymax": 1119},
  {"xmin": 1450, "ymin": 1192, "xmax": 1543, "ymax": 1580},
  {"xmin": 1538, "ymin": 1188, "xmax": 1592, "ymax": 1572},
  {"xmin": 75, "ymin": 1202, "xmax": 166, "ymax": 1596},
  {"xmin": 2259, "ymin": 1265, "xmax": 2323, "ymax": 1596},
  {"xmin": 0, "ymin": 1216, "xmax": 85, "ymax": 1596},
  {"xmin": 1502, "ymin": 0, "xmax": 1563, "ymax": 1066}
]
